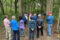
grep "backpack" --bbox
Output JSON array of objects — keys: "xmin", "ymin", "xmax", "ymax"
[{"xmin": 23, "ymin": 16, "xmax": 27, "ymax": 24}]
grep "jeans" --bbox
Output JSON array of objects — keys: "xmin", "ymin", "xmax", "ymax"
[
  {"xmin": 13, "ymin": 30, "xmax": 20, "ymax": 40},
  {"xmin": 5, "ymin": 26, "xmax": 11, "ymax": 40},
  {"xmin": 29, "ymin": 28, "xmax": 35, "ymax": 40},
  {"xmin": 48, "ymin": 24, "xmax": 52, "ymax": 36},
  {"xmin": 20, "ymin": 29, "xmax": 24, "ymax": 36},
  {"xmin": 37, "ymin": 27, "xmax": 43, "ymax": 38}
]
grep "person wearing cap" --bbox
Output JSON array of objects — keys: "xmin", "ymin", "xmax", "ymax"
[
  {"xmin": 36, "ymin": 14, "xmax": 44, "ymax": 39},
  {"xmin": 29, "ymin": 16, "xmax": 36, "ymax": 40},
  {"xmin": 10, "ymin": 16, "xmax": 20, "ymax": 40},
  {"xmin": 47, "ymin": 11, "xmax": 54, "ymax": 36},
  {"xmin": 3, "ymin": 15, "xmax": 11, "ymax": 40}
]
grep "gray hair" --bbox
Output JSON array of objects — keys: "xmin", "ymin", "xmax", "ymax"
[{"xmin": 12, "ymin": 16, "xmax": 16, "ymax": 19}]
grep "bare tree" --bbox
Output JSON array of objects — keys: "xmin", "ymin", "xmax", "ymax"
[
  {"xmin": 57, "ymin": 8, "xmax": 60, "ymax": 31},
  {"xmin": 46, "ymin": 0, "xmax": 53, "ymax": 15},
  {"xmin": 41, "ymin": 0, "xmax": 44, "ymax": 14},
  {"xmin": 15, "ymin": 0, "xmax": 18, "ymax": 13},
  {"xmin": 19, "ymin": 0, "xmax": 22, "ymax": 16},
  {"xmin": 0, "ymin": 0, "xmax": 4, "ymax": 15},
  {"xmin": 10, "ymin": 0, "xmax": 12, "ymax": 11}
]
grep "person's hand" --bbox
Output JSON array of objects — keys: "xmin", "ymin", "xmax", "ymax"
[
  {"xmin": 31, "ymin": 29, "xmax": 34, "ymax": 31},
  {"xmin": 38, "ymin": 26, "xmax": 41, "ymax": 29}
]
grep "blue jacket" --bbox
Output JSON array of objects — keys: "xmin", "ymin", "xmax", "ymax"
[
  {"xmin": 22, "ymin": 16, "xmax": 27, "ymax": 24},
  {"xmin": 29, "ymin": 20, "xmax": 36, "ymax": 30},
  {"xmin": 33, "ymin": 16, "xmax": 37, "ymax": 21},
  {"xmin": 47, "ymin": 16, "xmax": 54, "ymax": 24},
  {"xmin": 10, "ymin": 19, "xmax": 19, "ymax": 31}
]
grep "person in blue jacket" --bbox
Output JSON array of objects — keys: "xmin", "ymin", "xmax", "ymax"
[
  {"xmin": 29, "ymin": 16, "xmax": 36, "ymax": 40},
  {"xmin": 10, "ymin": 16, "xmax": 20, "ymax": 40},
  {"xmin": 47, "ymin": 11, "xmax": 54, "ymax": 36},
  {"xmin": 22, "ymin": 15, "xmax": 27, "ymax": 24},
  {"xmin": 22, "ymin": 15, "xmax": 27, "ymax": 27},
  {"xmin": 33, "ymin": 13, "xmax": 37, "ymax": 21}
]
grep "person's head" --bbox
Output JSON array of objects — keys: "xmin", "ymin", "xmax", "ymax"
[
  {"xmin": 34, "ymin": 13, "xmax": 36, "ymax": 16},
  {"xmin": 5, "ymin": 15, "xmax": 8, "ymax": 18},
  {"xmin": 38, "ymin": 14, "xmax": 41, "ymax": 18},
  {"xmin": 19, "ymin": 16, "xmax": 23, "ymax": 20},
  {"xmin": 30, "ymin": 16, "xmax": 34, "ymax": 20},
  {"xmin": 49, "ymin": 11, "xmax": 52, "ymax": 16},
  {"xmin": 24, "ymin": 13, "xmax": 26, "ymax": 16},
  {"xmin": 12, "ymin": 16, "xmax": 16, "ymax": 20}
]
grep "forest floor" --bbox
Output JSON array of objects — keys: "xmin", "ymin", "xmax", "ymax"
[{"xmin": 0, "ymin": 25, "xmax": 60, "ymax": 40}]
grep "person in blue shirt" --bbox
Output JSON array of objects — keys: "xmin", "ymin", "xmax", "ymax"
[
  {"xmin": 29, "ymin": 16, "xmax": 36, "ymax": 40},
  {"xmin": 22, "ymin": 15, "xmax": 27, "ymax": 27},
  {"xmin": 10, "ymin": 16, "xmax": 20, "ymax": 40},
  {"xmin": 47, "ymin": 11, "xmax": 54, "ymax": 36},
  {"xmin": 33, "ymin": 13, "xmax": 37, "ymax": 21}
]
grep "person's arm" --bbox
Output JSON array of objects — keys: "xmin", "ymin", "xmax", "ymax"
[
  {"xmin": 10, "ymin": 21, "xmax": 12, "ymax": 27},
  {"xmin": 36, "ymin": 19, "xmax": 39, "ymax": 27},
  {"xmin": 34, "ymin": 21, "xmax": 36, "ymax": 29},
  {"xmin": 7, "ymin": 20, "xmax": 10, "ymax": 26},
  {"xmin": 41, "ymin": 19, "xmax": 44, "ymax": 27},
  {"xmin": 46, "ymin": 17, "xmax": 49, "ymax": 22},
  {"xmin": 29, "ymin": 21, "xmax": 31, "ymax": 28},
  {"xmin": 53, "ymin": 16, "xmax": 54, "ymax": 23},
  {"xmin": 15, "ymin": 21, "xmax": 19, "ymax": 27}
]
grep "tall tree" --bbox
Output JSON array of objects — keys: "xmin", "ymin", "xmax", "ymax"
[
  {"xmin": 41, "ymin": 0, "xmax": 44, "ymax": 14},
  {"xmin": 15, "ymin": 0, "xmax": 18, "ymax": 13},
  {"xmin": 19, "ymin": 0, "xmax": 22, "ymax": 16},
  {"xmin": 46, "ymin": 0, "xmax": 53, "ymax": 15},
  {"xmin": 57, "ymin": 8, "xmax": 60, "ymax": 31},
  {"xmin": 10, "ymin": 0, "xmax": 12, "ymax": 11},
  {"xmin": 0, "ymin": 0, "xmax": 4, "ymax": 15}
]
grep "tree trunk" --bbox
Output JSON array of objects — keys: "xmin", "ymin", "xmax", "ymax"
[
  {"xmin": 0, "ymin": 0, "xmax": 4, "ymax": 15},
  {"xmin": 46, "ymin": 0, "xmax": 53, "ymax": 15},
  {"xmin": 5, "ymin": 0, "xmax": 8, "ymax": 11},
  {"xmin": 41, "ymin": 0, "xmax": 44, "ymax": 14},
  {"xmin": 57, "ymin": 8, "xmax": 60, "ymax": 31},
  {"xmin": 15, "ymin": 0, "xmax": 18, "ymax": 13},
  {"xmin": 10, "ymin": 0, "xmax": 12, "ymax": 11},
  {"xmin": 19, "ymin": 0, "xmax": 22, "ymax": 16}
]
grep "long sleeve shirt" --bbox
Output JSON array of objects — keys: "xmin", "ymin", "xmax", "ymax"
[
  {"xmin": 29, "ymin": 20, "xmax": 36, "ymax": 29},
  {"xmin": 10, "ymin": 19, "xmax": 19, "ymax": 31},
  {"xmin": 3, "ymin": 18, "xmax": 10, "ymax": 27}
]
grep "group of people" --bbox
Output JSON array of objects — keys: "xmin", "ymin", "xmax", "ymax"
[{"xmin": 3, "ymin": 11, "xmax": 54, "ymax": 40}]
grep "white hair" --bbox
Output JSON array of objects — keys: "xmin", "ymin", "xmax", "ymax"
[
  {"xmin": 12, "ymin": 16, "xmax": 16, "ymax": 19},
  {"xmin": 34, "ymin": 13, "xmax": 36, "ymax": 16}
]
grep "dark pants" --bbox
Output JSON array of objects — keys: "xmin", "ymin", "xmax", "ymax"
[
  {"xmin": 37, "ymin": 27, "xmax": 43, "ymax": 38},
  {"xmin": 29, "ymin": 28, "xmax": 35, "ymax": 40},
  {"xmin": 13, "ymin": 30, "xmax": 20, "ymax": 40}
]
